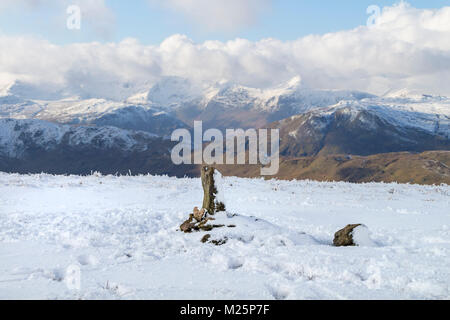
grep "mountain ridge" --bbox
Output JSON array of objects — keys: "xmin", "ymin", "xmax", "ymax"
[{"xmin": 1, "ymin": 77, "xmax": 449, "ymax": 184}]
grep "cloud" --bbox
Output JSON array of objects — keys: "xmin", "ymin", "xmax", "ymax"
[
  {"xmin": 1, "ymin": 3, "xmax": 450, "ymax": 99},
  {"xmin": 151, "ymin": 0, "xmax": 271, "ymax": 33},
  {"xmin": 0, "ymin": 0, "xmax": 115, "ymax": 37}
]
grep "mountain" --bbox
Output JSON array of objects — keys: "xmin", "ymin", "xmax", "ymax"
[
  {"xmin": 0, "ymin": 95, "xmax": 187, "ymax": 137},
  {"xmin": 162, "ymin": 76, "xmax": 375, "ymax": 130},
  {"xmin": 1, "ymin": 77, "xmax": 450, "ymax": 184},
  {"xmin": 0, "ymin": 76, "xmax": 375, "ymax": 135},
  {"xmin": 216, "ymin": 92, "xmax": 450, "ymax": 184},
  {"xmin": 1, "ymin": 79, "xmax": 154, "ymax": 102},
  {"xmin": 146, "ymin": 76, "xmax": 203, "ymax": 106},
  {"xmin": 270, "ymin": 99, "xmax": 449, "ymax": 157},
  {"xmin": 0, "ymin": 118, "xmax": 195, "ymax": 176}
]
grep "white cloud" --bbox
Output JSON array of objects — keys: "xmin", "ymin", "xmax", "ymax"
[
  {"xmin": 1, "ymin": 3, "xmax": 450, "ymax": 99},
  {"xmin": 151, "ymin": 0, "xmax": 271, "ymax": 33}
]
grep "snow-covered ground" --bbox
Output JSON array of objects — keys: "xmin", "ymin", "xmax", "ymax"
[{"xmin": 0, "ymin": 172, "xmax": 449, "ymax": 300}]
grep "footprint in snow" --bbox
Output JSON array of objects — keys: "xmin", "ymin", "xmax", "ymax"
[
  {"xmin": 227, "ymin": 257, "xmax": 244, "ymax": 270},
  {"xmin": 77, "ymin": 254, "xmax": 99, "ymax": 266},
  {"xmin": 267, "ymin": 284, "xmax": 292, "ymax": 300}
]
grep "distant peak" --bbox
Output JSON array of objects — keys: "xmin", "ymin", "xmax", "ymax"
[
  {"xmin": 383, "ymin": 88, "xmax": 434, "ymax": 100},
  {"xmin": 285, "ymin": 75, "xmax": 302, "ymax": 88},
  {"xmin": 0, "ymin": 80, "xmax": 21, "ymax": 97},
  {"xmin": 147, "ymin": 76, "xmax": 202, "ymax": 105}
]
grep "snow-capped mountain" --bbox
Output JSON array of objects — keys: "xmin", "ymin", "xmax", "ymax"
[
  {"xmin": 0, "ymin": 79, "xmax": 191, "ymax": 137},
  {"xmin": 198, "ymin": 76, "xmax": 374, "ymax": 112},
  {"xmin": 2, "ymin": 77, "xmax": 449, "ymax": 137},
  {"xmin": 0, "ymin": 95, "xmax": 187, "ymax": 137},
  {"xmin": 272, "ymin": 99, "xmax": 450, "ymax": 157},
  {"xmin": 143, "ymin": 76, "xmax": 376, "ymax": 130},
  {"xmin": 144, "ymin": 76, "xmax": 373, "ymax": 111},
  {"xmin": 0, "ymin": 118, "xmax": 160, "ymax": 158},
  {"xmin": 0, "ymin": 76, "xmax": 376, "ymax": 133},
  {"xmin": 1, "ymin": 76, "xmax": 449, "ymax": 177},
  {"xmin": 0, "ymin": 79, "xmax": 154, "ymax": 102},
  {"xmin": 0, "ymin": 118, "xmax": 193, "ymax": 176},
  {"xmin": 146, "ymin": 76, "xmax": 203, "ymax": 107}
]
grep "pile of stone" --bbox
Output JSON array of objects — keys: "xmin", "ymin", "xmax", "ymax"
[{"xmin": 179, "ymin": 207, "xmax": 226, "ymax": 233}]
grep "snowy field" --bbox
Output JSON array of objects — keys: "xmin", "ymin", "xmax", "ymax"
[{"xmin": 0, "ymin": 172, "xmax": 449, "ymax": 300}]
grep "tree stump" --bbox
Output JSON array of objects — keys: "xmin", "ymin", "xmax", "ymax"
[{"xmin": 201, "ymin": 166, "xmax": 226, "ymax": 215}]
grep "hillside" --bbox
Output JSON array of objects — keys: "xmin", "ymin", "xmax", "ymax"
[{"xmin": 217, "ymin": 151, "xmax": 450, "ymax": 185}]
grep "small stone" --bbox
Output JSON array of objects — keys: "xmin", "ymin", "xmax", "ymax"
[
  {"xmin": 200, "ymin": 225, "xmax": 213, "ymax": 232},
  {"xmin": 193, "ymin": 207, "xmax": 206, "ymax": 222},
  {"xmin": 211, "ymin": 237, "xmax": 228, "ymax": 246},
  {"xmin": 180, "ymin": 214, "xmax": 195, "ymax": 233},
  {"xmin": 201, "ymin": 234, "xmax": 211, "ymax": 243},
  {"xmin": 333, "ymin": 224, "xmax": 363, "ymax": 247}
]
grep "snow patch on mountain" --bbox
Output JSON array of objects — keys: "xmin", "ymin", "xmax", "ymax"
[
  {"xmin": 323, "ymin": 99, "xmax": 450, "ymax": 138},
  {"xmin": 146, "ymin": 76, "xmax": 203, "ymax": 106},
  {"xmin": 193, "ymin": 76, "xmax": 374, "ymax": 113},
  {"xmin": 0, "ymin": 119, "xmax": 158, "ymax": 158}
]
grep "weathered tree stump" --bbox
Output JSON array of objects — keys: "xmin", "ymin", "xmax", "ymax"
[{"xmin": 201, "ymin": 166, "xmax": 226, "ymax": 215}]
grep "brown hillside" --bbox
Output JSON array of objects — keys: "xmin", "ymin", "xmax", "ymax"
[{"xmin": 214, "ymin": 151, "xmax": 450, "ymax": 185}]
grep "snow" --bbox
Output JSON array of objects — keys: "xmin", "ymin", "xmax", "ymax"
[
  {"xmin": 289, "ymin": 130, "xmax": 298, "ymax": 139},
  {"xmin": 213, "ymin": 169, "xmax": 226, "ymax": 208},
  {"xmin": 0, "ymin": 119, "xmax": 68, "ymax": 158},
  {"xmin": 306, "ymin": 98, "xmax": 450, "ymax": 138},
  {"xmin": 1, "ymin": 78, "xmax": 449, "ymax": 140},
  {"xmin": 0, "ymin": 94, "xmax": 171, "ymax": 135},
  {"xmin": 0, "ymin": 119, "xmax": 158, "ymax": 158},
  {"xmin": 147, "ymin": 76, "xmax": 202, "ymax": 106},
  {"xmin": 194, "ymin": 77, "xmax": 373, "ymax": 113},
  {"xmin": 0, "ymin": 173, "xmax": 449, "ymax": 300},
  {"xmin": 352, "ymin": 225, "xmax": 378, "ymax": 247}
]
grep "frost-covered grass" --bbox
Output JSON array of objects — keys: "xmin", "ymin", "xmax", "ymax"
[{"xmin": 0, "ymin": 172, "xmax": 449, "ymax": 300}]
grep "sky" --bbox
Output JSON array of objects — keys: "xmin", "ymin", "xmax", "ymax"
[
  {"xmin": 0, "ymin": 0, "xmax": 449, "ymax": 98},
  {"xmin": 0, "ymin": 0, "xmax": 447, "ymax": 44}
]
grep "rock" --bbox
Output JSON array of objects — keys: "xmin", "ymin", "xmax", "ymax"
[
  {"xmin": 180, "ymin": 214, "xmax": 196, "ymax": 233},
  {"xmin": 193, "ymin": 207, "xmax": 206, "ymax": 222},
  {"xmin": 333, "ymin": 224, "xmax": 363, "ymax": 247},
  {"xmin": 201, "ymin": 166, "xmax": 226, "ymax": 215},
  {"xmin": 200, "ymin": 224, "xmax": 225, "ymax": 232},
  {"xmin": 200, "ymin": 234, "xmax": 228, "ymax": 246},
  {"xmin": 201, "ymin": 234, "xmax": 211, "ymax": 243},
  {"xmin": 211, "ymin": 237, "xmax": 228, "ymax": 246}
]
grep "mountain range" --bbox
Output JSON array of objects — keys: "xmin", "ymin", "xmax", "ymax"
[{"xmin": 0, "ymin": 76, "xmax": 449, "ymax": 183}]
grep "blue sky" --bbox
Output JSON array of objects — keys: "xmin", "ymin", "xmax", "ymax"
[{"xmin": 0, "ymin": 0, "xmax": 447, "ymax": 44}]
